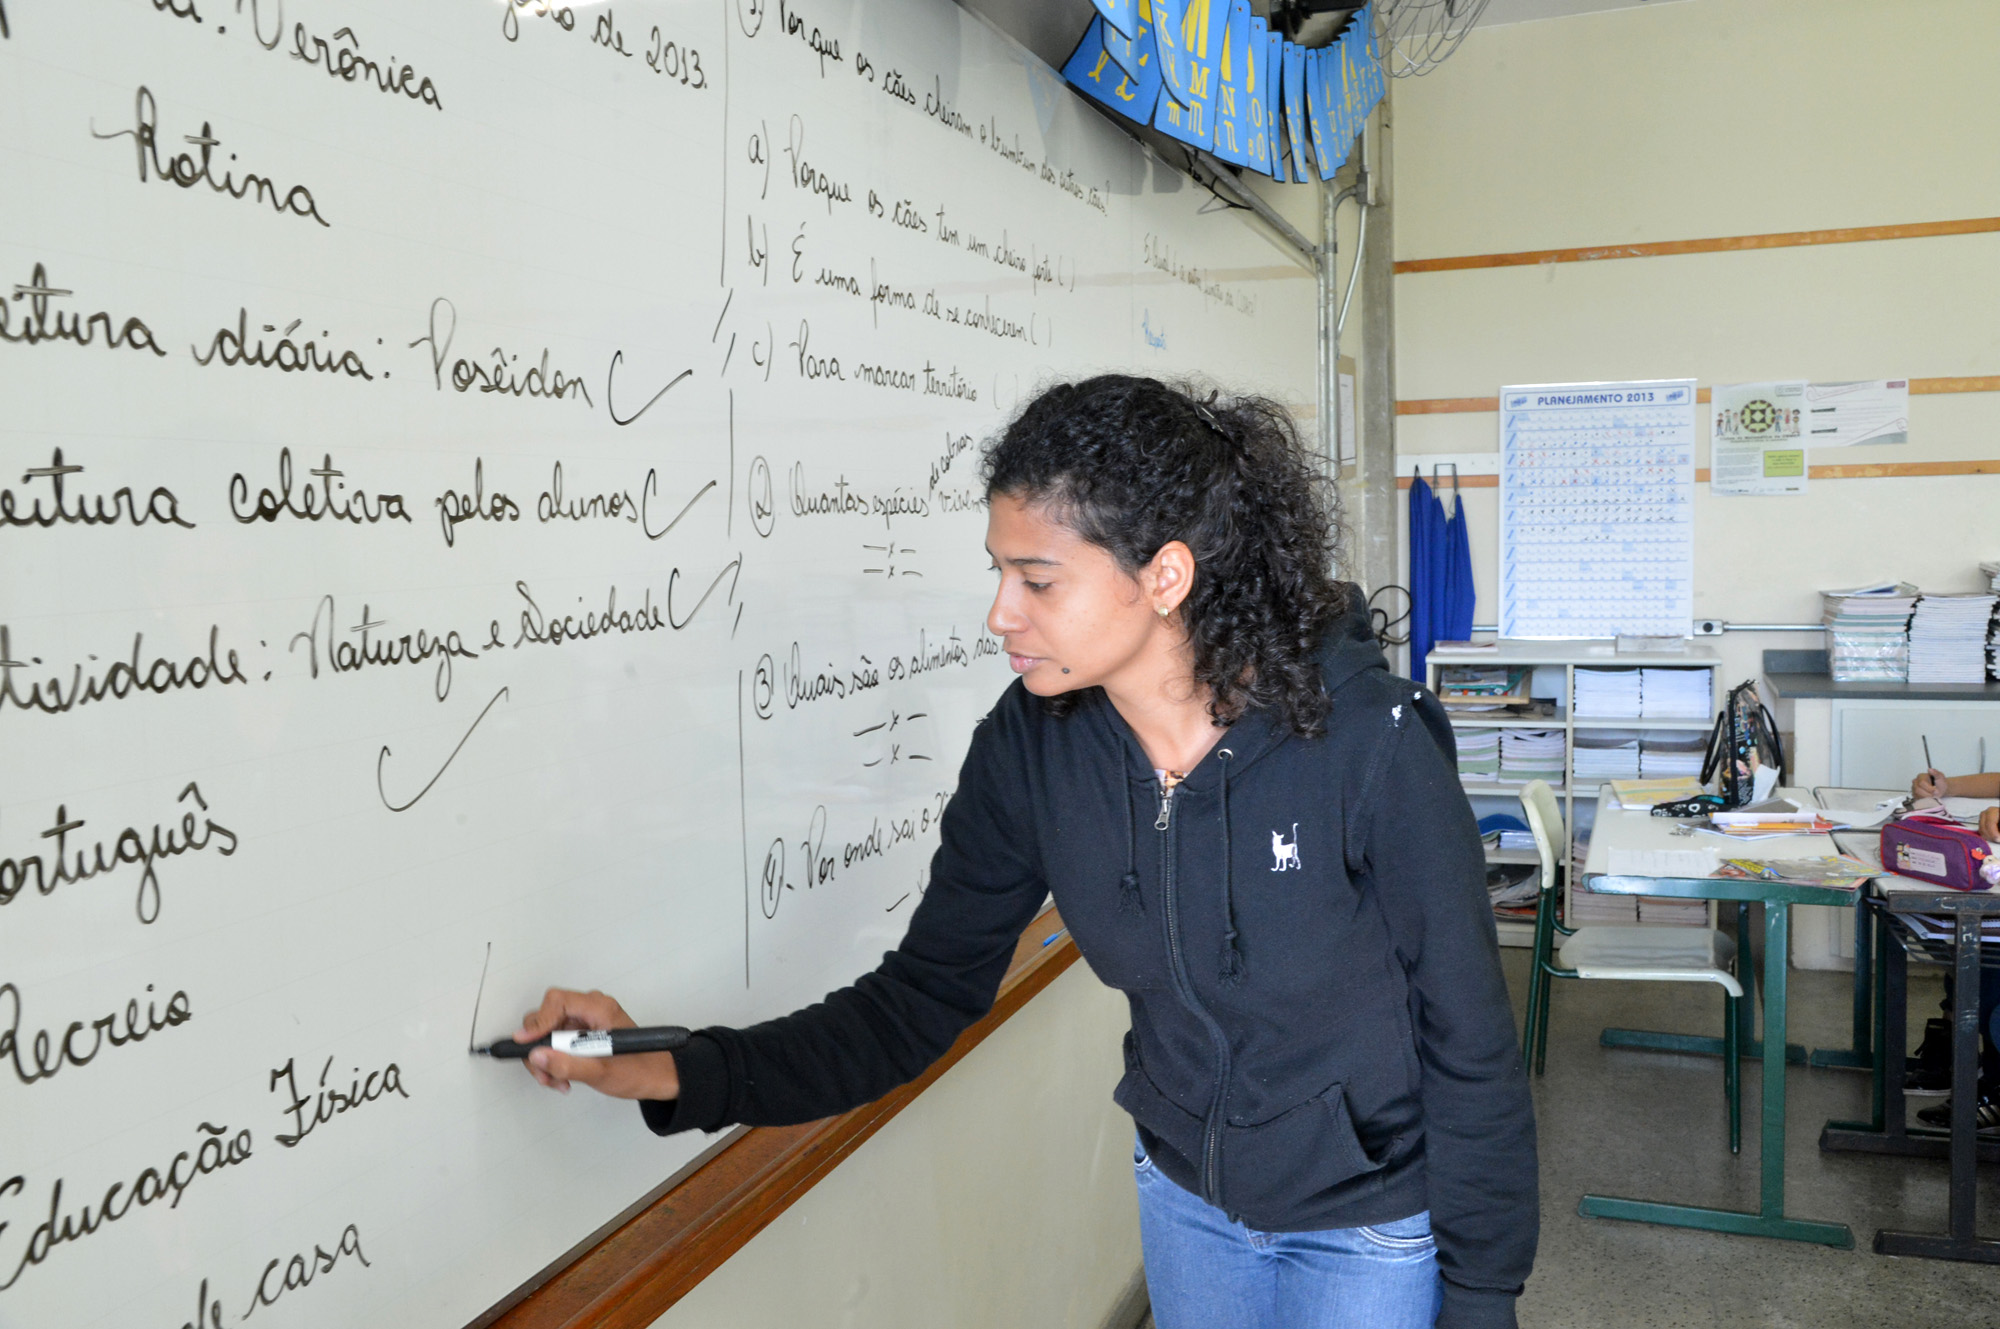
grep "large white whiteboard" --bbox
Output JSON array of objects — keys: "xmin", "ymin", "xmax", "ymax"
[{"xmin": 0, "ymin": 1, "xmax": 1315, "ymax": 1324}]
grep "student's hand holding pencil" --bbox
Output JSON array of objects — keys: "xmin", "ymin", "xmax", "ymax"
[
  {"xmin": 1912, "ymin": 769, "xmax": 1949, "ymax": 800},
  {"xmin": 514, "ymin": 988, "xmax": 682, "ymax": 1101}
]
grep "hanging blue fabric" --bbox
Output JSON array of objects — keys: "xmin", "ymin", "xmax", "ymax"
[
  {"xmin": 1407, "ymin": 468, "xmax": 1439, "ymax": 681},
  {"xmin": 1439, "ymin": 467, "xmax": 1476, "ymax": 649}
]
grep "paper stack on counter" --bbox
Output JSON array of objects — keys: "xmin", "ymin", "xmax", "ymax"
[
  {"xmin": 1822, "ymin": 588, "xmax": 1916, "ymax": 682},
  {"xmin": 1907, "ymin": 593, "xmax": 1997, "ymax": 684},
  {"xmin": 1574, "ymin": 667, "xmax": 1642, "ymax": 717}
]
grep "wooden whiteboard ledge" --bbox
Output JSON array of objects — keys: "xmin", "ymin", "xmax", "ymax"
[
  {"xmin": 1394, "ymin": 459, "xmax": 2000, "ymax": 489},
  {"xmin": 483, "ymin": 908, "xmax": 1078, "ymax": 1329}
]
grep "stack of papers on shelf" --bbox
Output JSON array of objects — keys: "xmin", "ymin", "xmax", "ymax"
[
  {"xmin": 1455, "ymin": 729, "xmax": 1500, "ymax": 779},
  {"xmin": 1906, "ymin": 593, "xmax": 1997, "ymax": 684},
  {"xmin": 1606, "ymin": 848, "xmax": 1717, "ymax": 877},
  {"xmin": 1437, "ymin": 665, "xmax": 1531, "ymax": 709},
  {"xmin": 1638, "ymin": 898, "xmax": 1713, "ymax": 927},
  {"xmin": 1902, "ymin": 914, "xmax": 2000, "ymax": 943},
  {"xmin": 1569, "ymin": 887, "xmax": 1640, "ymax": 925},
  {"xmin": 1980, "ymin": 561, "xmax": 2000, "ymax": 592},
  {"xmin": 1639, "ymin": 669, "xmax": 1711, "ymax": 718},
  {"xmin": 1608, "ymin": 777, "xmax": 1705, "ymax": 809},
  {"xmin": 1497, "ymin": 829, "xmax": 1537, "ymax": 851},
  {"xmin": 1640, "ymin": 731, "xmax": 1708, "ymax": 779},
  {"xmin": 1486, "ymin": 864, "xmax": 1541, "ymax": 910},
  {"xmin": 1822, "ymin": 587, "xmax": 1917, "ymax": 682},
  {"xmin": 1571, "ymin": 729, "xmax": 1640, "ymax": 782},
  {"xmin": 1574, "ymin": 667, "xmax": 1643, "ymax": 717},
  {"xmin": 1500, "ymin": 729, "xmax": 1565, "ymax": 781}
]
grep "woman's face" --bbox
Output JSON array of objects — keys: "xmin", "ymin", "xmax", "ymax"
[{"xmin": 984, "ymin": 492, "xmax": 1179, "ymax": 698}]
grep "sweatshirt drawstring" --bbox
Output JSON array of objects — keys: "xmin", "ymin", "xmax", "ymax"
[
  {"xmin": 1119, "ymin": 774, "xmax": 1143, "ymax": 914},
  {"xmin": 1216, "ymin": 749, "xmax": 1244, "ymax": 985}
]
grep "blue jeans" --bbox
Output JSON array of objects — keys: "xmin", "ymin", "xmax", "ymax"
[{"xmin": 1135, "ymin": 1139, "xmax": 1444, "ymax": 1329}]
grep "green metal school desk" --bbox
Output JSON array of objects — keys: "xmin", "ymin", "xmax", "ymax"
[
  {"xmin": 1819, "ymin": 871, "xmax": 2000, "ymax": 1262},
  {"xmin": 1579, "ymin": 787, "xmax": 1855, "ymax": 1248}
]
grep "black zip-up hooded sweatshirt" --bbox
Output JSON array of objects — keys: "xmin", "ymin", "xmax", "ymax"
[{"xmin": 645, "ymin": 600, "xmax": 1539, "ymax": 1328}]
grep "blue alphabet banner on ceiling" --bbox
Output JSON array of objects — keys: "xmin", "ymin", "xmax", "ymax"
[
  {"xmin": 1236, "ymin": 13, "xmax": 1273, "ymax": 177},
  {"xmin": 1095, "ymin": 0, "xmax": 1138, "ymax": 41},
  {"xmin": 1103, "ymin": 0, "xmax": 1154, "ymax": 80},
  {"xmin": 1059, "ymin": 1, "xmax": 1381, "ymax": 184},
  {"xmin": 1262, "ymin": 25, "xmax": 1284, "ymax": 180},
  {"xmin": 1151, "ymin": 0, "xmax": 1219, "ymax": 149},
  {"xmin": 1207, "ymin": 0, "xmax": 1258, "ymax": 170},
  {"xmin": 1063, "ymin": 15, "xmax": 1163, "ymax": 125},
  {"xmin": 1280, "ymin": 40, "xmax": 1310, "ymax": 183},
  {"xmin": 1150, "ymin": 0, "xmax": 1224, "ymax": 111}
]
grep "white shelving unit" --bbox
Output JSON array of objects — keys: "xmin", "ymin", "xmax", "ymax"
[{"xmin": 1426, "ymin": 640, "xmax": 1722, "ymax": 946}]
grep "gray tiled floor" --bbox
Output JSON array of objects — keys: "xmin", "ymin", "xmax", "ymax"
[{"xmin": 1136, "ymin": 936, "xmax": 2000, "ymax": 1329}]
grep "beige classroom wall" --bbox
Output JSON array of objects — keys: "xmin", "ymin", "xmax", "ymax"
[
  {"xmin": 1386, "ymin": 0, "xmax": 2000, "ymax": 961},
  {"xmin": 1390, "ymin": 0, "xmax": 2000, "ymax": 690},
  {"xmin": 650, "ymin": 962, "xmax": 1141, "ymax": 1329}
]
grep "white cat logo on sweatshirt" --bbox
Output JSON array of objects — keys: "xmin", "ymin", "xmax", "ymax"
[{"xmin": 1270, "ymin": 824, "xmax": 1301, "ymax": 872}]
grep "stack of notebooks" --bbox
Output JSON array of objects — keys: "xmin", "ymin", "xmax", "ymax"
[
  {"xmin": 1639, "ymin": 897, "xmax": 1713, "ymax": 926},
  {"xmin": 1639, "ymin": 731, "xmax": 1708, "ymax": 779},
  {"xmin": 1571, "ymin": 729, "xmax": 1640, "ymax": 783},
  {"xmin": 1573, "ymin": 667, "xmax": 1642, "ymax": 717},
  {"xmin": 1436, "ymin": 666, "xmax": 1531, "ymax": 710},
  {"xmin": 1906, "ymin": 593, "xmax": 1998, "ymax": 684},
  {"xmin": 1455, "ymin": 729, "xmax": 1500, "ymax": 780},
  {"xmin": 1639, "ymin": 668, "xmax": 1711, "ymax": 718},
  {"xmin": 1822, "ymin": 584, "xmax": 1917, "ymax": 682},
  {"xmin": 1500, "ymin": 730, "xmax": 1565, "ymax": 782}
]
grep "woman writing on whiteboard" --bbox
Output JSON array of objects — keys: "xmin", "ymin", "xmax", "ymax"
[{"xmin": 517, "ymin": 376, "xmax": 1538, "ymax": 1329}]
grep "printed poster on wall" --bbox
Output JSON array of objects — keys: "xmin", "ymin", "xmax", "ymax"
[
  {"xmin": 1803, "ymin": 379, "xmax": 1909, "ymax": 446},
  {"xmin": 1499, "ymin": 380, "xmax": 1696, "ymax": 639},
  {"xmin": 1711, "ymin": 380, "xmax": 1807, "ymax": 495}
]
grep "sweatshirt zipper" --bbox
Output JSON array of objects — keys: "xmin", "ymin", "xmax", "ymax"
[{"xmin": 1155, "ymin": 780, "xmax": 1232, "ymax": 1207}]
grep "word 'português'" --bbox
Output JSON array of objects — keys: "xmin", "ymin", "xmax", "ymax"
[{"xmin": 0, "ymin": 783, "xmax": 238, "ymax": 925}]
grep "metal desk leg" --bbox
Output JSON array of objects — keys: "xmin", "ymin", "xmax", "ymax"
[
  {"xmin": 1583, "ymin": 902, "xmax": 1854, "ymax": 1246},
  {"xmin": 1811, "ymin": 889, "xmax": 1875, "ymax": 1070},
  {"xmin": 1874, "ymin": 906, "xmax": 2000, "ymax": 1262},
  {"xmin": 1821, "ymin": 907, "xmax": 2000, "ymax": 1162},
  {"xmin": 1603, "ymin": 902, "xmax": 1808, "ymax": 1065}
]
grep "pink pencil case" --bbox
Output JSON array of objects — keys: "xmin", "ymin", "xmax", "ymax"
[{"xmin": 1880, "ymin": 813, "xmax": 1992, "ymax": 891}]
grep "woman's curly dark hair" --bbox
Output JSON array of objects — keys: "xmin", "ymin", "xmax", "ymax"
[{"xmin": 982, "ymin": 374, "xmax": 1352, "ymax": 737}]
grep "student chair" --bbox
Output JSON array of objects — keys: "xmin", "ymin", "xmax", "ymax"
[{"xmin": 1516, "ymin": 779, "xmax": 1742, "ymax": 1153}]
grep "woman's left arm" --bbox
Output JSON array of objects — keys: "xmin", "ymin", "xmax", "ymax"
[{"xmin": 1362, "ymin": 698, "xmax": 1539, "ymax": 1329}]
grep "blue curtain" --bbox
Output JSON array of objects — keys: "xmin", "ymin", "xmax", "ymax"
[
  {"xmin": 1410, "ymin": 469, "xmax": 1477, "ymax": 682},
  {"xmin": 1408, "ymin": 471, "xmax": 1439, "ymax": 680}
]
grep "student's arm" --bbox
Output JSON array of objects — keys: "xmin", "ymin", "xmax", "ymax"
[
  {"xmin": 1912, "ymin": 770, "xmax": 2000, "ymax": 801},
  {"xmin": 1361, "ymin": 698, "xmax": 1538, "ymax": 1329},
  {"xmin": 516, "ymin": 703, "xmax": 1048, "ymax": 1131}
]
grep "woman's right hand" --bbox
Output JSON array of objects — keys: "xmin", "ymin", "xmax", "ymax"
[
  {"xmin": 514, "ymin": 987, "xmax": 682, "ymax": 1102},
  {"xmin": 1912, "ymin": 769, "xmax": 1949, "ymax": 800}
]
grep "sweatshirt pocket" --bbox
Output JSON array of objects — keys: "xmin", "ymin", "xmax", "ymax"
[
  {"xmin": 1110, "ymin": 1033, "xmax": 1207, "ymax": 1171},
  {"xmin": 1219, "ymin": 1082, "xmax": 1386, "ymax": 1218}
]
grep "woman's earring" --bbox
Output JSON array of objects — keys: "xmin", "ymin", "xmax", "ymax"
[{"xmin": 1157, "ymin": 605, "xmax": 1171, "ymax": 618}]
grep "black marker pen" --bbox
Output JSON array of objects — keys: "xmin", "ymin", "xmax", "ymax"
[{"xmin": 474, "ymin": 1026, "xmax": 691, "ymax": 1059}]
